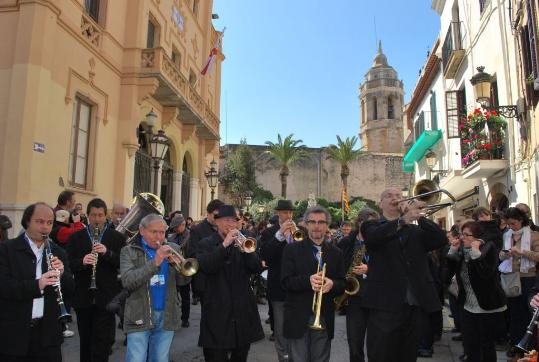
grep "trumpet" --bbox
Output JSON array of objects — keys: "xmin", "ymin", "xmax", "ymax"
[
  {"xmin": 393, "ymin": 179, "xmax": 456, "ymax": 216},
  {"xmin": 235, "ymin": 231, "xmax": 257, "ymax": 253},
  {"xmin": 290, "ymin": 221, "xmax": 305, "ymax": 242},
  {"xmin": 89, "ymin": 226, "xmax": 100, "ymax": 291},
  {"xmin": 42, "ymin": 234, "xmax": 72, "ymax": 323},
  {"xmin": 157, "ymin": 241, "xmax": 199, "ymax": 277},
  {"xmin": 310, "ymin": 252, "xmax": 326, "ymax": 331}
]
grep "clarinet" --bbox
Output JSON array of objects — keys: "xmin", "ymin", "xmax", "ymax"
[
  {"xmin": 42, "ymin": 234, "xmax": 72, "ymax": 323},
  {"xmin": 89, "ymin": 226, "xmax": 100, "ymax": 291}
]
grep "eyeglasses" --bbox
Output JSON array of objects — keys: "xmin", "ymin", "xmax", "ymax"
[
  {"xmin": 306, "ymin": 220, "xmax": 328, "ymax": 226},
  {"xmin": 460, "ymin": 232, "xmax": 473, "ymax": 237}
]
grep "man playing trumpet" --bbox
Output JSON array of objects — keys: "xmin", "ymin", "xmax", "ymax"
[
  {"xmin": 120, "ymin": 214, "xmax": 185, "ymax": 362},
  {"xmin": 360, "ymin": 188, "xmax": 448, "ymax": 362}
]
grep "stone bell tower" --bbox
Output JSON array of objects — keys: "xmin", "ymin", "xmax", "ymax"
[{"xmin": 359, "ymin": 41, "xmax": 404, "ymax": 153}]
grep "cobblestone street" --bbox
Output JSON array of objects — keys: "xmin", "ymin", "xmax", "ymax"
[{"xmin": 61, "ymin": 303, "xmax": 513, "ymax": 361}]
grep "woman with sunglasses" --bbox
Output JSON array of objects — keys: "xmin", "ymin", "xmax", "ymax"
[
  {"xmin": 447, "ymin": 220, "xmax": 507, "ymax": 362},
  {"xmin": 499, "ymin": 207, "xmax": 539, "ymax": 357}
]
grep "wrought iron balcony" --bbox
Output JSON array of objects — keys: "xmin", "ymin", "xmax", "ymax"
[{"xmin": 442, "ymin": 22, "xmax": 465, "ymax": 79}]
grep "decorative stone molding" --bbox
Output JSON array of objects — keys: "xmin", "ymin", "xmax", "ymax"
[
  {"xmin": 81, "ymin": 13, "xmax": 101, "ymax": 47},
  {"xmin": 122, "ymin": 142, "xmax": 140, "ymax": 158},
  {"xmin": 65, "ymin": 68, "xmax": 109, "ymax": 125},
  {"xmin": 162, "ymin": 106, "xmax": 180, "ymax": 128},
  {"xmin": 181, "ymin": 124, "xmax": 196, "ymax": 143}
]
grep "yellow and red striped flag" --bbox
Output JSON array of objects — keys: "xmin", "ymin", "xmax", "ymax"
[{"xmin": 342, "ymin": 189, "xmax": 350, "ymax": 214}]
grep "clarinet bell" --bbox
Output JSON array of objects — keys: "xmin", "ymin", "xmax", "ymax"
[
  {"xmin": 89, "ymin": 278, "xmax": 97, "ymax": 291},
  {"xmin": 516, "ymin": 330, "xmax": 536, "ymax": 354},
  {"xmin": 58, "ymin": 304, "xmax": 72, "ymax": 323}
]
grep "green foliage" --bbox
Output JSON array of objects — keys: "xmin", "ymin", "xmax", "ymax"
[
  {"xmin": 253, "ymin": 185, "xmax": 273, "ymax": 203},
  {"xmin": 265, "ymin": 134, "xmax": 307, "ymax": 171},
  {"xmin": 219, "ymin": 139, "xmax": 256, "ymax": 204},
  {"xmin": 325, "ymin": 136, "xmax": 364, "ymax": 167}
]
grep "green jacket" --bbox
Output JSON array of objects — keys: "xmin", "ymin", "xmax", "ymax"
[{"xmin": 120, "ymin": 236, "xmax": 181, "ymax": 334}]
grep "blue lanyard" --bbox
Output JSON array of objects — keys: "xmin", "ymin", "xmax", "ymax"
[{"xmin": 86, "ymin": 224, "xmax": 107, "ymax": 243}]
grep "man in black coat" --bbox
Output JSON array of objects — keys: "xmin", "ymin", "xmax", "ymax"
[
  {"xmin": 281, "ymin": 206, "xmax": 345, "ymax": 362},
  {"xmin": 0, "ymin": 202, "xmax": 74, "ymax": 362},
  {"xmin": 67, "ymin": 198, "xmax": 126, "ymax": 362},
  {"xmin": 260, "ymin": 199, "xmax": 296, "ymax": 362},
  {"xmin": 187, "ymin": 199, "xmax": 223, "ymax": 304},
  {"xmin": 196, "ymin": 205, "xmax": 264, "ymax": 362},
  {"xmin": 360, "ymin": 187, "xmax": 448, "ymax": 362}
]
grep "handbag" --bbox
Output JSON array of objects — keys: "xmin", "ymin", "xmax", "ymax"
[
  {"xmin": 500, "ymin": 272, "xmax": 522, "ymax": 297},
  {"xmin": 448, "ymin": 276, "xmax": 459, "ymax": 297}
]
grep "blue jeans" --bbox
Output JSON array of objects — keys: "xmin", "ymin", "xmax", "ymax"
[{"xmin": 126, "ymin": 310, "xmax": 174, "ymax": 362}]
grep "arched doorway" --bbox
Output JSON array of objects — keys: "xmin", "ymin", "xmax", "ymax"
[
  {"xmin": 181, "ymin": 156, "xmax": 191, "ymax": 217},
  {"xmin": 160, "ymin": 150, "xmax": 173, "ymax": 212},
  {"xmin": 488, "ymin": 182, "xmax": 509, "ymax": 212},
  {"xmin": 133, "ymin": 124, "xmax": 152, "ymax": 195}
]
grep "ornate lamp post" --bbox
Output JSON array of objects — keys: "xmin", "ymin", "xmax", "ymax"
[
  {"xmin": 205, "ymin": 159, "xmax": 219, "ymax": 200},
  {"xmin": 424, "ymin": 150, "xmax": 448, "ymax": 176},
  {"xmin": 470, "ymin": 66, "xmax": 519, "ymax": 118},
  {"xmin": 149, "ymin": 129, "xmax": 169, "ymax": 196}
]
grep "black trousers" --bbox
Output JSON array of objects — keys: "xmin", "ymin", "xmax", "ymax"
[
  {"xmin": 461, "ymin": 309, "xmax": 503, "ymax": 362},
  {"xmin": 75, "ymin": 305, "xmax": 116, "ymax": 362},
  {"xmin": 508, "ymin": 277, "xmax": 535, "ymax": 345},
  {"xmin": 419, "ymin": 310, "xmax": 443, "ymax": 350},
  {"xmin": 203, "ymin": 344, "xmax": 250, "ymax": 362},
  {"xmin": 346, "ymin": 300, "xmax": 368, "ymax": 362},
  {"xmin": 366, "ymin": 305, "xmax": 422, "ymax": 362},
  {"xmin": 179, "ymin": 284, "xmax": 191, "ymax": 322},
  {"xmin": 0, "ymin": 319, "xmax": 62, "ymax": 362}
]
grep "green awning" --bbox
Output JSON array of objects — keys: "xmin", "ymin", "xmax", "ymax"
[{"xmin": 402, "ymin": 130, "xmax": 443, "ymax": 173}]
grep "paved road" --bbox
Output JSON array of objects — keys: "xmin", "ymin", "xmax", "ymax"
[{"xmin": 62, "ymin": 303, "xmax": 513, "ymax": 361}]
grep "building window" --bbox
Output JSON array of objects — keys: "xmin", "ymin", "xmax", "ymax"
[
  {"xmin": 85, "ymin": 0, "xmax": 100, "ymax": 22},
  {"xmin": 414, "ymin": 111, "xmax": 425, "ymax": 141},
  {"xmin": 147, "ymin": 17, "xmax": 160, "ymax": 48},
  {"xmin": 68, "ymin": 97, "xmax": 92, "ymax": 188},
  {"xmin": 171, "ymin": 48, "xmax": 181, "ymax": 69},
  {"xmin": 445, "ymin": 89, "xmax": 466, "ymax": 138},
  {"xmin": 479, "ymin": 0, "xmax": 488, "ymax": 14},
  {"xmin": 372, "ymin": 97, "xmax": 378, "ymax": 120},
  {"xmin": 430, "ymin": 91, "xmax": 438, "ymax": 130},
  {"xmin": 387, "ymin": 97, "xmax": 394, "ymax": 119},
  {"xmin": 189, "ymin": 69, "xmax": 197, "ymax": 86}
]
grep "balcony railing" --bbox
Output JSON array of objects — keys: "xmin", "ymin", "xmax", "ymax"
[
  {"xmin": 442, "ymin": 22, "xmax": 465, "ymax": 79},
  {"xmin": 140, "ymin": 47, "xmax": 219, "ymax": 139}
]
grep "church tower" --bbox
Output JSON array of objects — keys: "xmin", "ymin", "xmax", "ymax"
[{"xmin": 359, "ymin": 42, "xmax": 404, "ymax": 153}]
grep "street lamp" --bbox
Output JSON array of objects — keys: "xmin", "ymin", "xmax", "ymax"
[
  {"xmin": 205, "ymin": 159, "xmax": 219, "ymax": 200},
  {"xmin": 470, "ymin": 66, "xmax": 518, "ymax": 118},
  {"xmin": 424, "ymin": 150, "xmax": 448, "ymax": 176},
  {"xmin": 243, "ymin": 192, "xmax": 253, "ymax": 212},
  {"xmin": 149, "ymin": 129, "xmax": 169, "ymax": 195}
]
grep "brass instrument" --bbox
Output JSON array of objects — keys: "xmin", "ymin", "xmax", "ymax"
[
  {"xmin": 395, "ymin": 179, "xmax": 456, "ymax": 216},
  {"xmin": 89, "ymin": 226, "xmax": 100, "ymax": 291},
  {"xmin": 157, "ymin": 241, "xmax": 199, "ymax": 277},
  {"xmin": 42, "ymin": 234, "xmax": 72, "ymax": 323},
  {"xmin": 235, "ymin": 231, "xmax": 257, "ymax": 253},
  {"xmin": 334, "ymin": 245, "xmax": 365, "ymax": 311},
  {"xmin": 290, "ymin": 221, "xmax": 305, "ymax": 242},
  {"xmin": 310, "ymin": 252, "xmax": 326, "ymax": 331},
  {"xmin": 116, "ymin": 193, "xmax": 165, "ymax": 243}
]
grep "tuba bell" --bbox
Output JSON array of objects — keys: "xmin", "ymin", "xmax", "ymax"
[{"xmin": 116, "ymin": 193, "xmax": 165, "ymax": 241}]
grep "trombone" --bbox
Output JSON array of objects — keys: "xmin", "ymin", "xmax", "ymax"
[
  {"xmin": 157, "ymin": 241, "xmax": 199, "ymax": 277},
  {"xmin": 310, "ymin": 252, "xmax": 326, "ymax": 331},
  {"xmin": 395, "ymin": 179, "xmax": 456, "ymax": 216},
  {"xmin": 235, "ymin": 231, "xmax": 257, "ymax": 253}
]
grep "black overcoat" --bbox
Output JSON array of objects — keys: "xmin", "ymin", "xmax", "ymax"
[
  {"xmin": 0, "ymin": 234, "xmax": 74, "ymax": 356},
  {"xmin": 360, "ymin": 217, "xmax": 448, "ymax": 313},
  {"xmin": 67, "ymin": 227, "xmax": 126, "ymax": 308},
  {"xmin": 281, "ymin": 238, "xmax": 345, "ymax": 339},
  {"xmin": 259, "ymin": 223, "xmax": 287, "ymax": 301},
  {"xmin": 187, "ymin": 218, "xmax": 216, "ymax": 294},
  {"xmin": 196, "ymin": 232, "xmax": 264, "ymax": 348}
]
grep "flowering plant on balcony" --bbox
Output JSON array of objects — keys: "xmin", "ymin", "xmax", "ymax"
[{"xmin": 459, "ymin": 108, "xmax": 507, "ymax": 168}]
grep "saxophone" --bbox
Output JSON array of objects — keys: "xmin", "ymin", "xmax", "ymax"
[
  {"xmin": 89, "ymin": 226, "xmax": 100, "ymax": 291},
  {"xmin": 334, "ymin": 244, "xmax": 366, "ymax": 311}
]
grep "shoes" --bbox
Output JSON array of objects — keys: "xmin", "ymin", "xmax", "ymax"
[
  {"xmin": 269, "ymin": 333, "xmax": 275, "ymax": 341},
  {"xmin": 451, "ymin": 334, "xmax": 463, "ymax": 341},
  {"xmin": 192, "ymin": 297, "xmax": 199, "ymax": 305},
  {"xmin": 417, "ymin": 348, "xmax": 433, "ymax": 358},
  {"xmin": 181, "ymin": 320, "xmax": 190, "ymax": 328},
  {"xmin": 63, "ymin": 328, "xmax": 75, "ymax": 338},
  {"xmin": 458, "ymin": 354, "xmax": 468, "ymax": 361}
]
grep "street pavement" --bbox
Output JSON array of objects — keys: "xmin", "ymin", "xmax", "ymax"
[{"xmin": 62, "ymin": 302, "xmax": 513, "ymax": 361}]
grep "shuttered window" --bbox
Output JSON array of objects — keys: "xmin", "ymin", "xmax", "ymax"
[{"xmin": 445, "ymin": 90, "xmax": 466, "ymax": 138}]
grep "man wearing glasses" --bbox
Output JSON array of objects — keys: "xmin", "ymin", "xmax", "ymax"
[
  {"xmin": 281, "ymin": 206, "xmax": 345, "ymax": 362},
  {"xmin": 186, "ymin": 199, "xmax": 224, "ymax": 305},
  {"xmin": 0, "ymin": 202, "xmax": 74, "ymax": 362},
  {"xmin": 360, "ymin": 188, "xmax": 448, "ymax": 362}
]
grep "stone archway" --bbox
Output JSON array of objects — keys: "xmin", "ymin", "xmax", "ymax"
[
  {"xmin": 488, "ymin": 182, "xmax": 509, "ymax": 212},
  {"xmin": 181, "ymin": 152, "xmax": 193, "ymax": 217},
  {"xmin": 133, "ymin": 123, "xmax": 152, "ymax": 196}
]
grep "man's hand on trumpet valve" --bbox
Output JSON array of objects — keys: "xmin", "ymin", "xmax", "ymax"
[
  {"xmin": 310, "ymin": 272, "xmax": 334, "ymax": 293},
  {"xmin": 155, "ymin": 243, "xmax": 173, "ymax": 266},
  {"xmin": 222, "ymin": 228, "xmax": 239, "ymax": 248},
  {"xmin": 279, "ymin": 219, "xmax": 294, "ymax": 239},
  {"xmin": 399, "ymin": 199, "xmax": 426, "ymax": 223}
]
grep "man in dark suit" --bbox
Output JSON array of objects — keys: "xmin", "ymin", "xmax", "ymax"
[
  {"xmin": 0, "ymin": 202, "xmax": 74, "ymax": 362},
  {"xmin": 360, "ymin": 187, "xmax": 448, "ymax": 362},
  {"xmin": 260, "ymin": 199, "xmax": 296, "ymax": 362},
  {"xmin": 196, "ymin": 205, "xmax": 264, "ymax": 362},
  {"xmin": 67, "ymin": 198, "xmax": 126, "ymax": 362},
  {"xmin": 281, "ymin": 206, "xmax": 345, "ymax": 362},
  {"xmin": 187, "ymin": 199, "xmax": 223, "ymax": 304}
]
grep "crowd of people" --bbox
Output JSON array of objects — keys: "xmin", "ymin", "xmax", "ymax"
[{"xmin": 3, "ymin": 188, "xmax": 539, "ymax": 362}]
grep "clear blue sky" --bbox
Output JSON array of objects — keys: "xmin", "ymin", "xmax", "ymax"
[{"xmin": 212, "ymin": 1, "xmax": 440, "ymax": 148}]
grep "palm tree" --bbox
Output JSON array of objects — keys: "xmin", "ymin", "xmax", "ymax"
[
  {"xmin": 265, "ymin": 134, "xmax": 307, "ymax": 198},
  {"xmin": 326, "ymin": 136, "xmax": 364, "ymax": 191}
]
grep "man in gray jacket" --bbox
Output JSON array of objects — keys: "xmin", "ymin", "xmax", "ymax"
[{"xmin": 120, "ymin": 214, "xmax": 183, "ymax": 362}]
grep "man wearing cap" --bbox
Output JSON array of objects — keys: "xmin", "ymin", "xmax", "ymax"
[
  {"xmin": 260, "ymin": 199, "xmax": 297, "ymax": 362},
  {"xmin": 187, "ymin": 199, "xmax": 224, "ymax": 305},
  {"xmin": 167, "ymin": 214, "xmax": 192, "ymax": 327},
  {"xmin": 196, "ymin": 205, "xmax": 264, "ymax": 362}
]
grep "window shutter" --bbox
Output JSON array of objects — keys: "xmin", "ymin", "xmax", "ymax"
[
  {"xmin": 430, "ymin": 92, "xmax": 438, "ymax": 130},
  {"xmin": 445, "ymin": 91, "xmax": 461, "ymax": 138}
]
